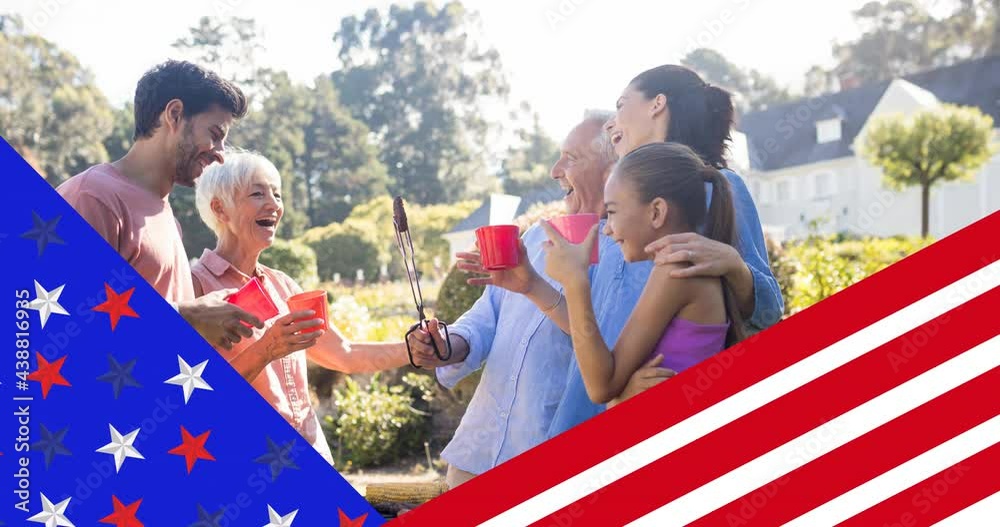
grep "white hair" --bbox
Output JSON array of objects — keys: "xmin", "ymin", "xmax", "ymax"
[
  {"xmin": 194, "ymin": 150, "xmax": 282, "ymax": 238},
  {"xmin": 582, "ymin": 109, "xmax": 616, "ymax": 165}
]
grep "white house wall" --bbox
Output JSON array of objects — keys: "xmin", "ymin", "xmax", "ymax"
[{"xmin": 745, "ymin": 152, "xmax": 1000, "ymax": 240}]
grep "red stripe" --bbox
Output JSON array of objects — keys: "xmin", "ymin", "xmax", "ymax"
[
  {"xmin": 393, "ymin": 211, "xmax": 1000, "ymax": 527},
  {"xmin": 527, "ymin": 286, "xmax": 1000, "ymax": 527},
  {"xmin": 838, "ymin": 443, "xmax": 1000, "ymax": 527},
  {"xmin": 690, "ymin": 366, "xmax": 1000, "ymax": 526}
]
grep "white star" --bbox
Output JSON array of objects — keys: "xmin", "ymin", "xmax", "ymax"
[
  {"xmin": 27, "ymin": 280, "xmax": 69, "ymax": 328},
  {"xmin": 27, "ymin": 493, "xmax": 74, "ymax": 527},
  {"xmin": 263, "ymin": 505, "xmax": 298, "ymax": 526},
  {"xmin": 164, "ymin": 355, "xmax": 213, "ymax": 404},
  {"xmin": 95, "ymin": 424, "xmax": 144, "ymax": 472}
]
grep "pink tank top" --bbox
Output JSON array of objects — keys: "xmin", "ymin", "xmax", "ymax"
[{"xmin": 651, "ymin": 317, "xmax": 730, "ymax": 373}]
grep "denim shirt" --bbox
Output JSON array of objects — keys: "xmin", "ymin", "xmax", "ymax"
[
  {"xmin": 437, "ymin": 224, "xmax": 575, "ymax": 475},
  {"xmin": 547, "ymin": 168, "xmax": 784, "ymax": 438}
]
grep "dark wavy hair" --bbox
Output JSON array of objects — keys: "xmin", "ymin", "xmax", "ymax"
[
  {"xmin": 615, "ymin": 142, "xmax": 746, "ymax": 346},
  {"xmin": 629, "ymin": 65, "xmax": 735, "ymax": 169},
  {"xmin": 132, "ymin": 60, "xmax": 248, "ymax": 140}
]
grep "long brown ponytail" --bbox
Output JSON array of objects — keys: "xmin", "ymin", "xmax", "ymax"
[{"xmin": 616, "ymin": 142, "xmax": 746, "ymax": 346}]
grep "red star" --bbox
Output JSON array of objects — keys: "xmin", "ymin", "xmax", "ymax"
[
  {"xmin": 99, "ymin": 496, "xmax": 143, "ymax": 527},
  {"xmin": 338, "ymin": 509, "xmax": 368, "ymax": 527},
  {"xmin": 167, "ymin": 426, "xmax": 215, "ymax": 474},
  {"xmin": 92, "ymin": 284, "xmax": 139, "ymax": 330},
  {"xmin": 27, "ymin": 352, "xmax": 71, "ymax": 398}
]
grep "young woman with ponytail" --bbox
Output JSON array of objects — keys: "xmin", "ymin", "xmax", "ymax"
[
  {"xmin": 606, "ymin": 65, "xmax": 783, "ymax": 333},
  {"xmin": 541, "ymin": 142, "xmax": 744, "ymax": 404}
]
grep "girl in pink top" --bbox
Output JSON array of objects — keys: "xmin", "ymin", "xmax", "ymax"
[
  {"xmin": 542, "ymin": 143, "xmax": 746, "ymax": 404},
  {"xmin": 190, "ymin": 152, "xmax": 413, "ymax": 463}
]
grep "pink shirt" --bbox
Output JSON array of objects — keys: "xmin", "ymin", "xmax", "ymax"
[
  {"xmin": 190, "ymin": 249, "xmax": 334, "ymax": 464},
  {"xmin": 57, "ymin": 164, "xmax": 195, "ymax": 303}
]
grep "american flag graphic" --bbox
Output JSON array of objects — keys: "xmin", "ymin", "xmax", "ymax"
[
  {"xmin": 6, "ymin": 130, "xmax": 1000, "ymax": 525},
  {"xmin": 394, "ymin": 212, "xmax": 1000, "ymax": 524},
  {"xmin": 2, "ymin": 140, "xmax": 379, "ymax": 525}
]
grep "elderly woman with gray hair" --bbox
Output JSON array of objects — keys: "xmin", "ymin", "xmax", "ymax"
[{"xmin": 191, "ymin": 151, "xmax": 415, "ymax": 463}]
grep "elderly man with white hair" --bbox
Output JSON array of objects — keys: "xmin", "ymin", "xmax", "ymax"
[
  {"xmin": 190, "ymin": 150, "xmax": 415, "ymax": 463},
  {"xmin": 406, "ymin": 111, "xmax": 673, "ymax": 488}
]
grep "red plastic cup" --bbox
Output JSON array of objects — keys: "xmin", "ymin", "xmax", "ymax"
[
  {"xmin": 475, "ymin": 225, "xmax": 521, "ymax": 270},
  {"xmin": 285, "ymin": 290, "xmax": 329, "ymax": 333},
  {"xmin": 227, "ymin": 276, "xmax": 279, "ymax": 326},
  {"xmin": 548, "ymin": 213, "xmax": 600, "ymax": 264}
]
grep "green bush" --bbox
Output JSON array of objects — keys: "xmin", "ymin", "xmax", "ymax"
[
  {"xmin": 781, "ymin": 234, "xmax": 933, "ymax": 314},
  {"xmin": 259, "ymin": 238, "xmax": 320, "ymax": 291},
  {"xmin": 436, "ymin": 263, "xmax": 485, "ymax": 324},
  {"xmin": 765, "ymin": 235, "xmax": 795, "ymax": 318},
  {"xmin": 345, "ymin": 196, "xmax": 480, "ymax": 280},
  {"xmin": 299, "ymin": 223, "xmax": 381, "ymax": 282},
  {"xmin": 326, "ymin": 372, "xmax": 435, "ymax": 468}
]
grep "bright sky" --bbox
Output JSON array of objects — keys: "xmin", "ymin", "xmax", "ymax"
[{"xmin": 9, "ymin": 0, "xmax": 876, "ymax": 137}]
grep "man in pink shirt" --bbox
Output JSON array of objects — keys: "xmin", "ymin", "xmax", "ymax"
[{"xmin": 58, "ymin": 60, "xmax": 263, "ymax": 349}]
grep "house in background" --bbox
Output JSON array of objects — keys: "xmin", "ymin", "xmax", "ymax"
[
  {"xmin": 442, "ymin": 186, "xmax": 563, "ymax": 263},
  {"xmin": 736, "ymin": 56, "xmax": 1000, "ymax": 241}
]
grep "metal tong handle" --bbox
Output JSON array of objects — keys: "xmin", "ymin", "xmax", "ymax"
[
  {"xmin": 404, "ymin": 319, "xmax": 453, "ymax": 369},
  {"xmin": 393, "ymin": 222, "xmax": 453, "ymax": 368}
]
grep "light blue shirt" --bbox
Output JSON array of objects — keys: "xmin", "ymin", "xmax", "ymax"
[
  {"xmin": 438, "ymin": 225, "xmax": 575, "ymax": 474},
  {"xmin": 439, "ymin": 168, "xmax": 784, "ymax": 469},
  {"xmin": 547, "ymin": 168, "xmax": 784, "ymax": 438}
]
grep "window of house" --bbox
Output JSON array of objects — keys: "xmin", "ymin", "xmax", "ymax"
[
  {"xmin": 814, "ymin": 171, "xmax": 832, "ymax": 197},
  {"xmin": 816, "ymin": 118, "xmax": 843, "ymax": 143},
  {"xmin": 777, "ymin": 180, "xmax": 792, "ymax": 202}
]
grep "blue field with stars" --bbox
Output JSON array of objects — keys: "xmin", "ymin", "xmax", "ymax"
[{"xmin": 1, "ymin": 138, "xmax": 381, "ymax": 525}]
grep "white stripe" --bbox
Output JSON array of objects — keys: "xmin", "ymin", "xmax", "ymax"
[
  {"xmin": 787, "ymin": 414, "xmax": 1000, "ymax": 526},
  {"xmin": 631, "ymin": 336, "xmax": 1000, "ymax": 526},
  {"xmin": 479, "ymin": 260, "xmax": 1000, "ymax": 527},
  {"xmin": 933, "ymin": 490, "xmax": 1000, "ymax": 526}
]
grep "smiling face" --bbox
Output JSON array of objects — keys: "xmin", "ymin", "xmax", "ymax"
[
  {"xmin": 604, "ymin": 83, "xmax": 668, "ymax": 159},
  {"xmin": 602, "ymin": 169, "xmax": 667, "ymax": 263},
  {"xmin": 214, "ymin": 169, "xmax": 283, "ymax": 252},
  {"xmin": 550, "ymin": 119, "xmax": 612, "ymax": 215},
  {"xmin": 173, "ymin": 104, "xmax": 233, "ymax": 187}
]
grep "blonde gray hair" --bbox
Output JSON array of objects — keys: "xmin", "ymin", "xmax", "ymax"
[
  {"xmin": 583, "ymin": 109, "xmax": 616, "ymax": 165},
  {"xmin": 194, "ymin": 150, "xmax": 282, "ymax": 237}
]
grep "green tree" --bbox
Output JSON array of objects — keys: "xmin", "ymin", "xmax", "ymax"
[
  {"xmin": 861, "ymin": 104, "xmax": 994, "ymax": 237},
  {"xmin": 171, "ymin": 16, "xmax": 273, "ymax": 101},
  {"xmin": 232, "ymin": 73, "xmax": 388, "ymax": 230},
  {"xmin": 500, "ymin": 106, "xmax": 560, "ymax": 197},
  {"xmin": 0, "ymin": 15, "xmax": 113, "ymax": 184},
  {"xmin": 301, "ymin": 76, "xmax": 389, "ymax": 226},
  {"xmin": 811, "ymin": 0, "xmax": 1000, "ymax": 90},
  {"xmin": 681, "ymin": 48, "xmax": 793, "ymax": 112},
  {"xmin": 332, "ymin": 1, "xmax": 510, "ymax": 204},
  {"xmin": 228, "ymin": 72, "xmax": 312, "ymax": 238},
  {"xmin": 103, "ymin": 103, "xmax": 134, "ymax": 161}
]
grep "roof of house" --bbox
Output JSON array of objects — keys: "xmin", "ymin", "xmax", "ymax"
[
  {"xmin": 737, "ymin": 55, "xmax": 1000, "ymax": 172},
  {"xmin": 449, "ymin": 186, "xmax": 564, "ymax": 234}
]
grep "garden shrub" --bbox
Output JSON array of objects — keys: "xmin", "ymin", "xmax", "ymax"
[
  {"xmin": 259, "ymin": 238, "xmax": 320, "ymax": 290},
  {"xmin": 326, "ymin": 372, "xmax": 436, "ymax": 468}
]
